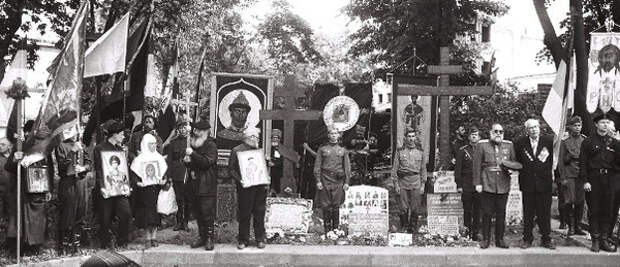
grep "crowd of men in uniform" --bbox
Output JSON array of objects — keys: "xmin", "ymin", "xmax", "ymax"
[{"xmin": 446, "ymin": 114, "xmax": 620, "ymax": 252}]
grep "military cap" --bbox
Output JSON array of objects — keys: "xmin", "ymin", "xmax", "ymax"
[
  {"xmin": 593, "ymin": 113, "xmax": 611, "ymax": 123},
  {"xmin": 567, "ymin": 115, "xmax": 582, "ymax": 125}
]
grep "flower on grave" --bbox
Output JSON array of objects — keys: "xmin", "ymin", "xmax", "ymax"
[
  {"xmin": 326, "ymin": 230, "xmax": 339, "ymax": 240},
  {"xmin": 298, "ymin": 236, "xmax": 306, "ymax": 242},
  {"xmin": 5, "ymin": 77, "xmax": 30, "ymax": 100}
]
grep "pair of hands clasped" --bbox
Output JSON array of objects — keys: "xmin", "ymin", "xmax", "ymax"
[
  {"xmin": 316, "ymin": 182, "xmax": 349, "ymax": 191},
  {"xmin": 183, "ymin": 147, "xmax": 193, "ymax": 163}
]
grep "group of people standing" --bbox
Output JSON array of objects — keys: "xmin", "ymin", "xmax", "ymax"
[{"xmin": 452, "ymin": 115, "xmax": 620, "ymax": 252}]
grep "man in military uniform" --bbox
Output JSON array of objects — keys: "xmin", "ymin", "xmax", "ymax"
[
  {"xmin": 392, "ymin": 129, "xmax": 427, "ymax": 233},
  {"xmin": 163, "ymin": 121, "xmax": 192, "ymax": 231},
  {"xmin": 473, "ymin": 123, "xmax": 521, "ymax": 249},
  {"xmin": 315, "ymin": 128, "xmax": 351, "ymax": 234},
  {"xmin": 580, "ymin": 114, "xmax": 620, "ymax": 252},
  {"xmin": 217, "ymin": 91, "xmax": 252, "ymax": 149},
  {"xmin": 184, "ymin": 120, "xmax": 218, "ymax": 251},
  {"xmin": 558, "ymin": 116, "xmax": 587, "ymax": 236},
  {"xmin": 455, "ymin": 127, "xmax": 480, "ymax": 240}
]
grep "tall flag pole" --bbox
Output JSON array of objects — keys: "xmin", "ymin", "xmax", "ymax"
[{"xmin": 193, "ymin": 47, "xmax": 208, "ymax": 121}]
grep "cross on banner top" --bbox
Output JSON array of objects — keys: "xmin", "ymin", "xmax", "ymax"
[{"xmin": 395, "ymin": 47, "xmax": 493, "ymax": 167}]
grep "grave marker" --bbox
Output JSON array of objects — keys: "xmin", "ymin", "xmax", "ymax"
[
  {"xmin": 265, "ymin": 197, "xmax": 313, "ymax": 235},
  {"xmin": 426, "ymin": 193, "xmax": 464, "ymax": 236},
  {"xmin": 339, "ymin": 185, "xmax": 389, "ymax": 237}
]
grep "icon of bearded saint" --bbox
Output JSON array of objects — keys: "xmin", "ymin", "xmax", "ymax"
[{"xmin": 595, "ymin": 44, "xmax": 620, "ymax": 76}]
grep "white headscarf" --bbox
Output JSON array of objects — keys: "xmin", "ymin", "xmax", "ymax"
[{"xmin": 130, "ymin": 133, "xmax": 168, "ymax": 186}]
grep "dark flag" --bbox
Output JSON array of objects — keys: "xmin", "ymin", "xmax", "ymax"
[
  {"xmin": 22, "ymin": 1, "xmax": 90, "ymax": 160},
  {"xmin": 156, "ymin": 43, "xmax": 179, "ymax": 141}
]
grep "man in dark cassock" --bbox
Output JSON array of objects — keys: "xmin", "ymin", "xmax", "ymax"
[
  {"xmin": 55, "ymin": 128, "xmax": 90, "ymax": 254},
  {"xmin": 558, "ymin": 116, "xmax": 587, "ymax": 236},
  {"xmin": 184, "ymin": 120, "xmax": 218, "ymax": 251},
  {"xmin": 93, "ymin": 121, "xmax": 131, "ymax": 248},
  {"xmin": 163, "ymin": 121, "xmax": 192, "ymax": 231},
  {"xmin": 5, "ymin": 142, "xmax": 54, "ymax": 254},
  {"xmin": 580, "ymin": 114, "xmax": 620, "ymax": 252}
]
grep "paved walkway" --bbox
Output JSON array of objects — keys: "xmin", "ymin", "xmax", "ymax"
[{"xmin": 11, "ymin": 243, "xmax": 620, "ymax": 267}]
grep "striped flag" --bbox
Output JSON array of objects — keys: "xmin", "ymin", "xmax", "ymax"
[{"xmin": 542, "ymin": 60, "xmax": 570, "ymax": 170}]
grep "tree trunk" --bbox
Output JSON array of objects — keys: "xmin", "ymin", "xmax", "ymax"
[
  {"xmin": 570, "ymin": 0, "xmax": 591, "ymax": 133},
  {"xmin": 0, "ymin": 2, "xmax": 25, "ymax": 85}
]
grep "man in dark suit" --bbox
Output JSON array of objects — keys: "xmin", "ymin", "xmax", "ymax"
[{"xmin": 513, "ymin": 119, "xmax": 555, "ymax": 249}]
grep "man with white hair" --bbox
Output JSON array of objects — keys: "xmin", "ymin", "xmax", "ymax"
[
  {"xmin": 228, "ymin": 127, "xmax": 269, "ymax": 250},
  {"xmin": 513, "ymin": 119, "xmax": 555, "ymax": 249}
]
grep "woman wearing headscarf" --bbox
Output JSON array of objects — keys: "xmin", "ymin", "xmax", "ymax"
[{"xmin": 130, "ymin": 133, "xmax": 168, "ymax": 248}]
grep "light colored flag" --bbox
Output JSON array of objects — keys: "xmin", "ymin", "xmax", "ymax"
[
  {"xmin": 83, "ymin": 12, "xmax": 129, "ymax": 78},
  {"xmin": 542, "ymin": 60, "xmax": 569, "ymax": 170},
  {"xmin": 144, "ymin": 52, "xmax": 161, "ymax": 97},
  {"xmin": 22, "ymin": 1, "xmax": 90, "ymax": 164}
]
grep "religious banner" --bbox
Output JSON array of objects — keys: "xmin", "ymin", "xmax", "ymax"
[
  {"xmin": 323, "ymin": 96, "xmax": 360, "ymax": 132},
  {"xmin": 210, "ymin": 73, "xmax": 273, "ymax": 167},
  {"xmin": 426, "ymin": 193, "xmax": 463, "ymax": 236},
  {"xmin": 100, "ymin": 151, "xmax": 131, "ymax": 198},
  {"xmin": 339, "ymin": 185, "xmax": 389, "ymax": 237},
  {"xmin": 393, "ymin": 76, "xmax": 436, "ymax": 167},
  {"xmin": 236, "ymin": 149, "xmax": 270, "ymax": 188},
  {"xmin": 265, "ymin": 197, "xmax": 313, "ymax": 235},
  {"xmin": 587, "ymin": 32, "xmax": 620, "ymax": 113}
]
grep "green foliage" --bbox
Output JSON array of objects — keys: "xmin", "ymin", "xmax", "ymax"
[
  {"xmin": 450, "ymin": 83, "xmax": 553, "ymax": 141},
  {"xmin": 344, "ymin": 0, "xmax": 508, "ymax": 75}
]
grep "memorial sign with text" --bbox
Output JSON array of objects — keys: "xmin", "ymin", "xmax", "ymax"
[
  {"xmin": 265, "ymin": 197, "xmax": 313, "ymax": 235},
  {"xmin": 426, "ymin": 193, "xmax": 463, "ymax": 236},
  {"xmin": 339, "ymin": 185, "xmax": 389, "ymax": 237}
]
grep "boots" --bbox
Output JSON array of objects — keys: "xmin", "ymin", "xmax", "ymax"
[
  {"xmin": 480, "ymin": 216, "xmax": 491, "ymax": 249},
  {"xmin": 331, "ymin": 208, "xmax": 340, "ymax": 231},
  {"xmin": 205, "ymin": 224, "xmax": 215, "ymax": 251},
  {"xmin": 573, "ymin": 204, "xmax": 586, "ymax": 235},
  {"xmin": 495, "ymin": 216, "xmax": 509, "ymax": 248},
  {"xmin": 567, "ymin": 206, "xmax": 575, "ymax": 236},
  {"xmin": 558, "ymin": 206, "xmax": 567, "ymax": 229},
  {"xmin": 323, "ymin": 209, "xmax": 332, "ymax": 233},
  {"xmin": 409, "ymin": 213, "xmax": 418, "ymax": 234},
  {"xmin": 399, "ymin": 214, "xmax": 409, "ymax": 233}
]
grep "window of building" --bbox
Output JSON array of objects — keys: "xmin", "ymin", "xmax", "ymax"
[
  {"xmin": 482, "ymin": 25, "xmax": 491, "ymax": 42},
  {"xmin": 378, "ymin": 94, "xmax": 384, "ymax": 103},
  {"xmin": 387, "ymin": 93, "xmax": 392, "ymax": 103}
]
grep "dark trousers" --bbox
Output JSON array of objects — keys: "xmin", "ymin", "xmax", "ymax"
[
  {"xmin": 462, "ymin": 191, "xmax": 481, "ymax": 235},
  {"xmin": 192, "ymin": 195, "xmax": 216, "ymax": 240},
  {"xmin": 586, "ymin": 174, "xmax": 614, "ymax": 238},
  {"xmin": 522, "ymin": 191, "xmax": 552, "ymax": 242},
  {"xmin": 608, "ymin": 175, "xmax": 620, "ymax": 237},
  {"xmin": 174, "ymin": 181, "xmax": 193, "ymax": 225},
  {"xmin": 98, "ymin": 196, "xmax": 131, "ymax": 245},
  {"xmin": 481, "ymin": 192, "xmax": 508, "ymax": 242},
  {"xmin": 237, "ymin": 185, "xmax": 267, "ymax": 243}
]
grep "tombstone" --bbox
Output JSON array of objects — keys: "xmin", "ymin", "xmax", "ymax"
[
  {"xmin": 433, "ymin": 171, "xmax": 458, "ymax": 193},
  {"xmin": 216, "ymin": 184, "xmax": 237, "ymax": 222},
  {"xmin": 506, "ymin": 171, "xmax": 523, "ymax": 226},
  {"xmin": 426, "ymin": 193, "xmax": 464, "ymax": 236},
  {"xmin": 339, "ymin": 185, "xmax": 389, "ymax": 237},
  {"xmin": 265, "ymin": 197, "xmax": 313, "ymax": 235},
  {"xmin": 388, "ymin": 233, "xmax": 413, "ymax": 247}
]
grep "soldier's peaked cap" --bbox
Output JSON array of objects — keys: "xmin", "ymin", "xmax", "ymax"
[
  {"xmin": 593, "ymin": 113, "xmax": 610, "ymax": 123},
  {"xmin": 567, "ymin": 115, "xmax": 582, "ymax": 125},
  {"xmin": 229, "ymin": 91, "xmax": 251, "ymax": 110}
]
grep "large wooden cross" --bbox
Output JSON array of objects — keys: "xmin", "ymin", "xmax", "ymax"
[
  {"xmin": 260, "ymin": 109, "xmax": 322, "ymax": 194},
  {"xmin": 395, "ymin": 47, "xmax": 493, "ymax": 167}
]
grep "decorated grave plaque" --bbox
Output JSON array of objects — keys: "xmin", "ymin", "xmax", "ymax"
[
  {"xmin": 339, "ymin": 185, "xmax": 389, "ymax": 237},
  {"xmin": 265, "ymin": 197, "xmax": 313, "ymax": 235},
  {"xmin": 216, "ymin": 184, "xmax": 237, "ymax": 222},
  {"xmin": 433, "ymin": 171, "xmax": 457, "ymax": 193},
  {"xmin": 388, "ymin": 233, "xmax": 413, "ymax": 247},
  {"xmin": 426, "ymin": 193, "xmax": 463, "ymax": 236},
  {"xmin": 506, "ymin": 172, "xmax": 523, "ymax": 226}
]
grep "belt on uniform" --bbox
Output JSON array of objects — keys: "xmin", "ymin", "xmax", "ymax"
[
  {"xmin": 594, "ymin": 168, "xmax": 611, "ymax": 174},
  {"xmin": 483, "ymin": 166, "xmax": 503, "ymax": 172}
]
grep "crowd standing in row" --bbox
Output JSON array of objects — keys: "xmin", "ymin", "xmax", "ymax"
[{"xmin": 0, "ymin": 113, "xmax": 619, "ymax": 256}]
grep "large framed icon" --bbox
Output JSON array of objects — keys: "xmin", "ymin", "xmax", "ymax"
[
  {"xmin": 237, "ymin": 149, "xmax": 270, "ymax": 188},
  {"xmin": 101, "ymin": 151, "xmax": 131, "ymax": 198},
  {"xmin": 26, "ymin": 167, "xmax": 50, "ymax": 193}
]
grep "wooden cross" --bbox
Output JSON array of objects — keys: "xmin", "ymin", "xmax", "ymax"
[
  {"xmin": 260, "ymin": 109, "xmax": 322, "ymax": 193},
  {"xmin": 395, "ymin": 47, "xmax": 493, "ymax": 167},
  {"xmin": 170, "ymin": 94, "xmax": 198, "ymax": 124}
]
